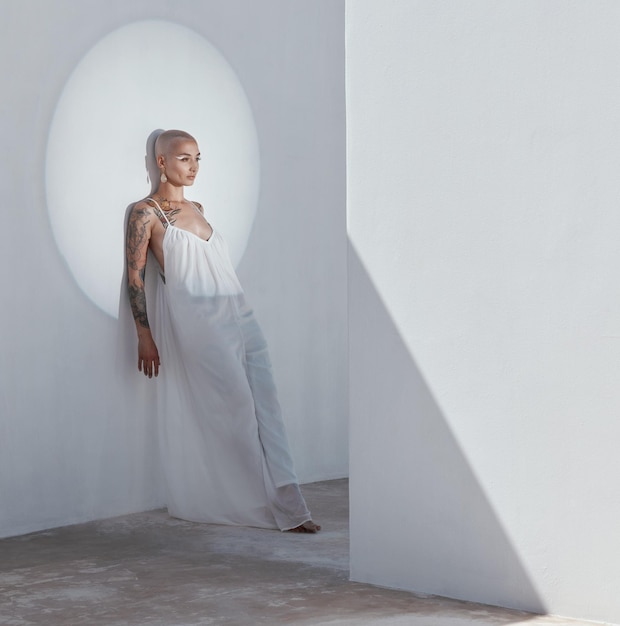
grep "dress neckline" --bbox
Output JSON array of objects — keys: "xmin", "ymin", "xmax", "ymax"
[
  {"xmin": 167, "ymin": 224, "xmax": 214, "ymax": 244},
  {"xmin": 147, "ymin": 197, "xmax": 214, "ymax": 243}
]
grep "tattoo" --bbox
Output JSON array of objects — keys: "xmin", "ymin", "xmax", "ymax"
[
  {"xmin": 126, "ymin": 206, "xmax": 151, "ymax": 271},
  {"xmin": 128, "ymin": 282, "xmax": 149, "ymax": 329},
  {"xmin": 152, "ymin": 196, "xmax": 181, "ymax": 224},
  {"xmin": 164, "ymin": 207, "xmax": 181, "ymax": 224},
  {"xmin": 126, "ymin": 205, "xmax": 151, "ymax": 328}
]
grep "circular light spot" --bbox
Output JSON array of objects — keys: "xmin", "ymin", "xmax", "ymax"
[{"xmin": 46, "ymin": 20, "xmax": 260, "ymax": 318}]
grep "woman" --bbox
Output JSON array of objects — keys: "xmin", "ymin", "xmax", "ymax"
[{"xmin": 124, "ymin": 129, "xmax": 320, "ymax": 533}]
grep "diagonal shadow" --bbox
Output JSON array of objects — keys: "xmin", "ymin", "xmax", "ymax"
[{"xmin": 348, "ymin": 242, "xmax": 547, "ymax": 616}]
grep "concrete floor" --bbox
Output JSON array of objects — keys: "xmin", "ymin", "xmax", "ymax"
[{"xmin": 0, "ymin": 479, "xmax": 608, "ymax": 626}]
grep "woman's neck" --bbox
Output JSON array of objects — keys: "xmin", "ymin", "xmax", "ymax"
[{"xmin": 154, "ymin": 183, "xmax": 185, "ymax": 203}]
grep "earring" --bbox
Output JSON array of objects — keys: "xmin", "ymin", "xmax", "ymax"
[{"xmin": 160, "ymin": 171, "xmax": 168, "ymax": 183}]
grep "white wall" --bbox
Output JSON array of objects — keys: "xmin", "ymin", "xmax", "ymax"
[
  {"xmin": 348, "ymin": 1, "xmax": 620, "ymax": 622},
  {"xmin": 0, "ymin": 0, "xmax": 346, "ymax": 538}
]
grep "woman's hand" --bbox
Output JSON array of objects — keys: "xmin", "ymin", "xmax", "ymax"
[{"xmin": 138, "ymin": 335, "xmax": 160, "ymax": 378}]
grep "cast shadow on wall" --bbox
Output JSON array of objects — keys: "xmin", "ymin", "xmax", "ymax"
[
  {"xmin": 97, "ymin": 130, "xmax": 169, "ymax": 518},
  {"xmin": 348, "ymin": 243, "xmax": 546, "ymax": 616}
]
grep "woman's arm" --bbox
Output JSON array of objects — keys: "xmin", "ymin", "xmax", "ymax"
[{"xmin": 126, "ymin": 203, "xmax": 160, "ymax": 378}]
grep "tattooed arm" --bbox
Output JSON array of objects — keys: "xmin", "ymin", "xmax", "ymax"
[{"xmin": 126, "ymin": 202, "xmax": 160, "ymax": 378}]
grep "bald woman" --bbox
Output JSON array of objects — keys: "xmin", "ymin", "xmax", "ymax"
[{"xmin": 125, "ymin": 130, "xmax": 320, "ymax": 533}]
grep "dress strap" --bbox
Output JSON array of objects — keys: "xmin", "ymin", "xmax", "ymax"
[{"xmin": 146, "ymin": 197, "xmax": 170, "ymax": 229}]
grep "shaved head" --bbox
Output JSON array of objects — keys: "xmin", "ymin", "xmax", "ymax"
[{"xmin": 155, "ymin": 129, "xmax": 197, "ymax": 158}]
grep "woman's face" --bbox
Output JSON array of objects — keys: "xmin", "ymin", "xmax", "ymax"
[{"xmin": 160, "ymin": 139, "xmax": 201, "ymax": 187}]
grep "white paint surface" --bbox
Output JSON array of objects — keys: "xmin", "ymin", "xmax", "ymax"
[
  {"xmin": 348, "ymin": 1, "xmax": 620, "ymax": 623},
  {"xmin": 0, "ymin": 0, "xmax": 346, "ymax": 538},
  {"xmin": 46, "ymin": 20, "xmax": 259, "ymax": 318}
]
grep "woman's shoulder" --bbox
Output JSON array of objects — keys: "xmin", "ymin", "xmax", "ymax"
[
  {"xmin": 189, "ymin": 200, "xmax": 204, "ymax": 214},
  {"xmin": 125, "ymin": 199, "xmax": 157, "ymax": 226},
  {"xmin": 131, "ymin": 198, "xmax": 156, "ymax": 213}
]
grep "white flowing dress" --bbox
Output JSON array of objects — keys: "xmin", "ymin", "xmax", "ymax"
[{"xmin": 142, "ymin": 198, "xmax": 312, "ymax": 530}]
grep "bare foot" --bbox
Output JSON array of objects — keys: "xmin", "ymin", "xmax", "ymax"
[{"xmin": 288, "ymin": 520, "xmax": 321, "ymax": 533}]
